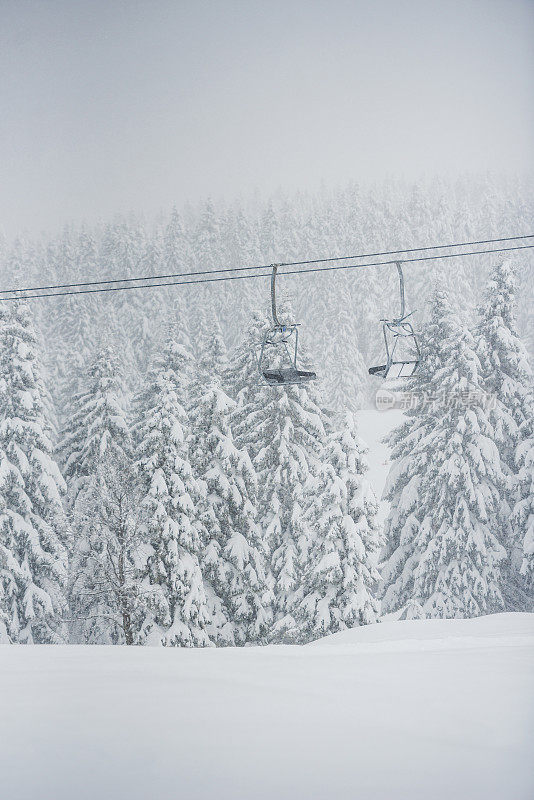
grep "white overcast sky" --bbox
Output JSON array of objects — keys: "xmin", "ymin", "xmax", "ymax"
[{"xmin": 1, "ymin": 0, "xmax": 533, "ymax": 237}]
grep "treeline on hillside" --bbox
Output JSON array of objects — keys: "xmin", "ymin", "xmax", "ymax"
[
  {"xmin": 1, "ymin": 175, "xmax": 532, "ymax": 422},
  {"xmin": 0, "ymin": 257, "xmax": 531, "ymax": 645}
]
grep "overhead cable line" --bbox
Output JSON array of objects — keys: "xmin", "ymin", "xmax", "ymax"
[
  {"xmin": 1, "ymin": 233, "xmax": 533, "ymax": 297},
  {"xmin": 1, "ymin": 243, "xmax": 532, "ymax": 302}
]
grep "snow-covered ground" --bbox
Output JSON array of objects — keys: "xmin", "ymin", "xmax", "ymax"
[
  {"xmin": 357, "ymin": 408, "xmax": 404, "ymax": 521},
  {"xmin": 1, "ymin": 613, "xmax": 533, "ymax": 800}
]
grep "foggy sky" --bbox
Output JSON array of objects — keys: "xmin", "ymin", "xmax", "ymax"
[{"xmin": 1, "ymin": 0, "xmax": 533, "ymax": 238}]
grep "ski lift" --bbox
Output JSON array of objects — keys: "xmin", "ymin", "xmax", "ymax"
[
  {"xmin": 259, "ymin": 264, "xmax": 317, "ymax": 386},
  {"xmin": 368, "ymin": 261, "xmax": 420, "ymax": 379}
]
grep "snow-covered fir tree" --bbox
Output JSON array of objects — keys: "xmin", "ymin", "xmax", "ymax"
[
  {"xmin": 59, "ymin": 345, "xmax": 139, "ymax": 643},
  {"xmin": 162, "ymin": 208, "xmax": 194, "ymax": 356},
  {"xmin": 226, "ymin": 311, "xmax": 273, "ymax": 455},
  {"xmin": 476, "ymin": 260, "xmax": 533, "ymax": 463},
  {"xmin": 72, "ymin": 454, "xmax": 145, "ymax": 644},
  {"xmin": 476, "ymin": 260, "xmax": 534, "ymax": 606},
  {"xmin": 512, "ymin": 398, "xmax": 534, "ymax": 602},
  {"xmin": 190, "ymin": 328, "xmax": 271, "ymax": 645},
  {"xmin": 0, "ymin": 301, "xmax": 68, "ymax": 643},
  {"xmin": 513, "ymin": 403, "xmax": 534, "ymax": 601},
  {"xmin": 189, "ymin": 319, "xmax": 229, "ymax": 404},
  {"xmin": 382, "ymin": 288, "xmax": 508, "ymax": 619},
  {"xmin": 294, "ymin": 412, "xmax": 382, "ymax": 641},
  {"xmin": 320, "ymin": 283, "xmax": 367, "ymax": 412},
  {"xmin": 59, "ymin": 345, "xmax": 131, "ymax": 504},
  {"xmin": 227, "ymin": 310, "xmax": 333, "ymax": 639},
  {"xmin": 134, "ymin": 335, "xmax": 211, "ymax": 647}
]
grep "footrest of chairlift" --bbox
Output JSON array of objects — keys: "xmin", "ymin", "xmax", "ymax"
[
  {"xmin": 263, "ymin": 370, "xmax": 285, "ymax": 384},
  {"xmin": 263, "ymin": 369, "xmax": 317, "ymax": 385},
  {"xmin": 368, "ymin": 364, "xmax": 387, "ymax": 376}
]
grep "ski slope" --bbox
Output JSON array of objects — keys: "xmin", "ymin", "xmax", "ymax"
[
  {"xmin": 357, "ymin": 408, "xmax": 404, "ymax": 521},
  {"xmin": 1, "ymin": 613, "xmax": 533, "ymax": 800}
]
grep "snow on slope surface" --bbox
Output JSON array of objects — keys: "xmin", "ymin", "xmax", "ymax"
[
  {"xmin": 356, "ymin": 409, "xmax": 404, "ymax": 521},
  {"xmin": 309, "ymin": 611, "xmax": 534, "ymax": 647},
  {"xmin": 1, "ymin": 614, "xmax": 533, "ymax": 800}
]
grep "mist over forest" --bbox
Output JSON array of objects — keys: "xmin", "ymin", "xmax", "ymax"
[{"xmin": 3, "ymin": 173, "xmax": 532, "ymax": 417}]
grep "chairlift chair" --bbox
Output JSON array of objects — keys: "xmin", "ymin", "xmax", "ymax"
[
  {"xmin": 259, "ymin": 264, "xmax": 317, "ymax": 386},
  {"xmin": 368, "ymin": 261, "xmax": 421, "ymax": 379}
]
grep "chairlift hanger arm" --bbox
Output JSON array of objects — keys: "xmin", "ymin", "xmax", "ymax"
[
  {"xmin": 271, "ymin": 263, "xmax": 282, "ymax": 327},
  {"xmin": 396, "ymin": 261, "xmax": 405, "ymax": 320}
]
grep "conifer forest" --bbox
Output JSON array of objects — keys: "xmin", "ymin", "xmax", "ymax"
[
  {"xmin": 1, "ymin": 176, "xmax": 532, "ymax": 647},
  {"xmin": 1, "ymin": 3, "xmax": 533, "ymax": 799}
]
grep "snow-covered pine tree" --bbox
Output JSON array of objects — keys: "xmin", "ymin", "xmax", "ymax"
[
  {"xmin": 380, "ymin": 288, "xmax": 447, "ymax": 618},
  {"xmin": 190, "ymin": 200, "xmax": 223, "ymax": 357},
  {"xmin": 59, "ymin": 346, "xmax": 131, "ymax": 505},
  {"xmin": 382, "ymin": 288, "xmax": 507, "ymax": 619},
  {"xmin": 134, "ymin": 335, "xmax": 211, "ymax": 647},
  {"xmin": 0, "ymin": 301, "xmax": 68, "ymax": 643},
  {"xmin": 320, "ymin": 281, "xmax": 367, "ymax": 413},
  {"xmin": 193, "ymin": 321, "xmax": 229, "ymax": 394},
  {"xmin": 513, "ymin": 405, "xmax": 534, "ymax": 602},
  {"xmin": 223, "ymin": 205, "xmax": 262, "ymax": 349},
  {"xmin": 476, "ymin": 260, "xmax": 534, "ymax": 606},
  {"xmin": 72, "ymin": 454, "xmax": 145, "ymax": 644},
  {"xmin": 294, "ymin": 411, "xmax": 382, "ymax": 641},
  {"xmin": 62, "ymin": 228, "xmax": 100, "ymax": 405},
  {"xmin": 162, "ymin": 208, "xmax": 194, "ymax": 354},
  {"xmin": 95, "ymin": 221, "xmax": 145, "ymax": 391},
  {"xmin": 190, "ymin": 328, "xmax": 271, "ymax": 645},
  {"xmin": 165, "ymin": 206, "xmax": 192, "ymax": 275},
  {"xmin": 477, "ymin": 260, "xmax": 533, "ymax": 462},
  {"xmin": 227, "ymin": 309, "xmax": 331, "ymax": 639},
  {"xmin": 59, "ymin": 345, "xmax": 141, "ymax": 643},
  {"xmin": 226, "ymin": 311, "xmax": 273, "ymax": 453}
]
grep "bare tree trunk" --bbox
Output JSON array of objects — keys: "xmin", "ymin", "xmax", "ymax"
[
  {"xmin": 123, "ymin": 609, "xmax": 133, "ymax": 645},
  {"xmin": 118, "ymin": 518, "xmax": 134, "ymax": 646}
]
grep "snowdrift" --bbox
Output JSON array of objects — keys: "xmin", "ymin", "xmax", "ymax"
[{"xmin": 1, "ymin": 613, "xmax": 533, "ymax": 800}]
